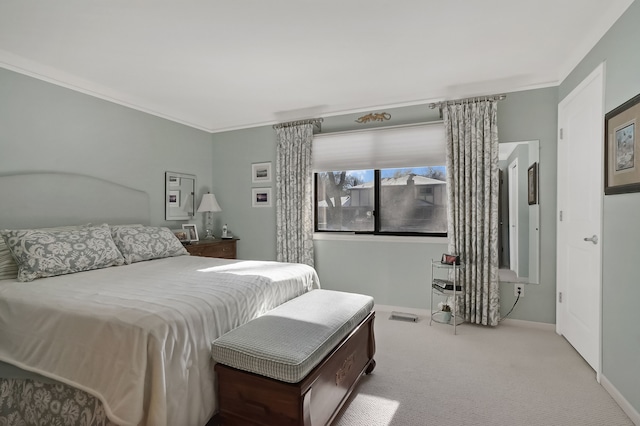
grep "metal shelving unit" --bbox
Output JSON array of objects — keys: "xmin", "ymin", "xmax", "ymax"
[{"xmin": 430, "ymin": 259, "xmax": 464, "ymax": 334}]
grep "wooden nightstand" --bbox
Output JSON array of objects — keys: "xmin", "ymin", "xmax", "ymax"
[{"xmin": 185, "ymin": 238, "xmax": 238, "ymax": 259}]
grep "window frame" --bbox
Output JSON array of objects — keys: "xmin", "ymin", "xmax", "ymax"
[{"xmin": 314, "ymin": 169, "xmax": 448, "ymax": 238}]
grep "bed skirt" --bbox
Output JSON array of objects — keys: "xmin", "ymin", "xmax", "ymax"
[{"xmin": 0, "ymin": 378, "xmax": 118, "ymax": 426}]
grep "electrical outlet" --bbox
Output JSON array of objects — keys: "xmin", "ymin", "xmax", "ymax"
[{"xmin": 514, "ymin": 284, "xmax": 524, "ymax": 297}]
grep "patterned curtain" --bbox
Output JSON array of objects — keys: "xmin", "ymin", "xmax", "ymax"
[
  {"xmin": 443, "ymin": 100, "xmax": 500, "ymax": 326},
  {"xmin": 275, "ymin": 124, "xmax": 315, "ymax": 266}
]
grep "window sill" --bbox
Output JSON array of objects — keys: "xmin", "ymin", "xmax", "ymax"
[{"xmin": 313, "ymin": 232, "xmax": 448, "ymax": 244}]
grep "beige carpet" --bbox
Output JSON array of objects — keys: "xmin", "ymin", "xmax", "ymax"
[{"xmin": 333, "ymin": 310, "xmax": 633, "ymax": 426}]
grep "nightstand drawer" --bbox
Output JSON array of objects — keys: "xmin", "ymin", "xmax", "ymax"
[{"xmin": 186, "ymin": 239, "xmax": 237, "ymax": 259}]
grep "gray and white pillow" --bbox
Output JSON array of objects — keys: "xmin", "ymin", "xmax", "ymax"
[
  {"xmin": 0, "ymin": 240, "xmax": 18, "ymax": 280},
  {"xmin": 0, "ymin": 223, "xmax": 125, "ymax": 282},
  {"xmin": 0, "ymin": 223, "xmax": 92, "ymax": 281},
  {"xmin": 111, "ymin": 225, "xmax": 188, "ymax": 264}
]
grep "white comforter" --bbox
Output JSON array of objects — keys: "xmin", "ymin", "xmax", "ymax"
[{"xmin": 0, "ymin": 255, "xmax": 320, "ymax": 426}]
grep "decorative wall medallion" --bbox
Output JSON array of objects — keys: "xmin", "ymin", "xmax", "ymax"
[{"xmin": 355, "ymin": 112, "xmax": 391, "ymax": 123}]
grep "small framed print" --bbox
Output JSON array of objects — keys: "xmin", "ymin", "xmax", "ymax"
[
  {"xmin": 528, "ymin": 162, "xmax": 538, "ymax": 205},
  {"xmin": 172, "ymin": 229, "xmax": 189, "ymax": 242},
  {"xmin": 182, "ymin": 224, "xmax": 199, "ymax": 242},
  {"xmin": 441, "ymin": 253, "xmax": 461, "ymax": 265},
  {"xmin": 252, "ymin": 187, "xmax": 272, "ymax": 208},
  {"xmin": 169, "ymin": 190, "xmax": 180, "ymax": 206},
  {"xmin": 251, "ymin": 162, "xmax": 272, "ymax": 184},
  {"xmin": 168, "ymin": 175, "xmax": 180, "ymax": 187},
  {"xmin": 605, "ymin": 92, "xmax": 640, "ymax": 195}
]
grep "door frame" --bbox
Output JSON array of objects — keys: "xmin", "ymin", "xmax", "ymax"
[
  {"xmin": 556, "ymin": 62, "xmax": 605, "ymax": 381},
  {"xmin": 508, "ymin": 158, "xmax": 519, "ymax": 275}
]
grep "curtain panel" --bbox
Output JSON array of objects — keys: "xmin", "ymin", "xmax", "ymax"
[
  {"xmin": 443, "ymin": 100, "xmax": 500, "ymax": 326},
  {"xmin": 275, "ymin": 124, "xmax": 315, "ymax": 267}
]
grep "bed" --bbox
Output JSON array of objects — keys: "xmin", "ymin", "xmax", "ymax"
[{"xmin": 0, "ymin": 173, "xmax": 320, "ymax": 426}]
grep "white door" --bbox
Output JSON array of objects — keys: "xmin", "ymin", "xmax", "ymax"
[
  {"xmin": 508, "ymin": 158, "xmax": 519, "ymax": 274},
  {"xmin": 557, "ymin": 63, "xmax": 604, "ymax": 379}
]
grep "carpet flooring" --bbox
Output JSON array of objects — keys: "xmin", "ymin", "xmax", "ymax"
[{"xmin": 333, "ymin": 310, "xmax": 633, "ymax": 426}]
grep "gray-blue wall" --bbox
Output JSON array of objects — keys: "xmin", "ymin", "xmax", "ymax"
[
  {"xmin": 0, "ymin": 68, "xmax": 213, "ymax": 229},
  {"xmin": 210, "ymin": 126, "xmax": 277, "ymax": 261},
  {"xmin": 211, "ymin": 87, "xmax": 559, "ymax": 323},
  {"xmin": 559, "ymin": 0, "xmax": 640, "ymax": 416}
]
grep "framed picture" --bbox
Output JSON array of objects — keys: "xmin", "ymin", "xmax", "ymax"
[
  {"xmin": 169, "ymin": 190, "xmax": 180, "ymax": 206},
  {"xmin": 252, "ymin": 187, "xmax": 272, "ymax": 208},
  {"xmin": 168, "ymin": 175, "xmax": 180, "ymax": 187},
  {"xmin": 605, "ymin": 92, "xmax": 640, "ymax": 195},
  {"xmin": 251, "ymin": 162, "xmax": 272, "ymax": 184},
  {"xmin": 182, "ymin": 224, "xmax": 199, "ymax": 242},
  {"xmin": 172, "ymin": 229, "xmax": 189, "ymax": 242},
  {"xmin": 528, "ymin": 162, "xmax": 538, "ymax": 205}
]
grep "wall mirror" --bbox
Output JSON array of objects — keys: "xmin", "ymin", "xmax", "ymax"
[
  {"xmin": 165, "ymin": 172, "xmax": 196, "ymax": 221},
  {"xmin": 498, "ymin": 140, "xmax": 540, "ymax": 284}
]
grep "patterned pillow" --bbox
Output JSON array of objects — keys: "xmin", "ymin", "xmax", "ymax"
[
  {"xmin": 0, "ymin": 239, "xmax": 18, "ymax": 280},
  {"xmin": 0, "ymin": 224, "xmax": 92, "ymax": 281},
  {"xmin": 0, "ymin": 224, "xmax": 125, "ymax": 282},
  {"xmin": 111, "ymin": 225, "xmax": 188, "ymax": 264}
]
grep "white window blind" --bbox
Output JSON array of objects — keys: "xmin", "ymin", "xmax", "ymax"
[{"xmin": 312, "ymin": 122, "xmax": 446, "ymax": 171}]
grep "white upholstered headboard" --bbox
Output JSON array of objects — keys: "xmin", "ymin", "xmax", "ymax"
[{"xmin": 0, "ymin": 172, "xmax": 150, "ymax": 229}]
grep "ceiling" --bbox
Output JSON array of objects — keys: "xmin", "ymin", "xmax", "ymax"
[{"xmin": 0, "ymin": 1, "xmax": 634, "ymax": 133}]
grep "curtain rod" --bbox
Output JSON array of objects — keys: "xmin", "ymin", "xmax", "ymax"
[
  {"xmin": 272, "ymin": 118, "xmax": 324, "ymax": 130},
  {"xmin": 428, "ymin": 94, "xmax": 506, "ymax": 110}
]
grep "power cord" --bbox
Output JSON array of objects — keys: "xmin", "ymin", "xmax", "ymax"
[{"xmin": 500, "ymin": 287, "xmax": 521, "ymax": 321}]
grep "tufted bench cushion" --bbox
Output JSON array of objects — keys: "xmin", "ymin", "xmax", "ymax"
[{"xmin": 211, "ymin": 289, "xmax": 374, "ymax": 383}]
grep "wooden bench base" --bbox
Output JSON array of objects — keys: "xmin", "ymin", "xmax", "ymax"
[{"xmin": 215, "ymin": 311, "xmax": 376, "ymax": 426}]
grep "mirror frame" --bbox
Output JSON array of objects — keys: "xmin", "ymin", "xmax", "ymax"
[
  {"xmin": 498, "ymin": 140, "xmax": 540, "ymax": 284},
  {"xmin": 165, "ymin": 172, "xmax": 196, "ymax": 221}
]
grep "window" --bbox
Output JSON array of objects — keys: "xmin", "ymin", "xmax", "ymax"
[
  {"xmin": 378, "ymin": 167, "xmax": 447, "ymax": 234},
  {"xmin": 313, "ymin": 123, "xmax": 448, "ymax": 237},
  {"xmin": 315, "ymin": 167, "xmax": 447, "ymax": 235},
  {"xmin": 316, "ymin": 170, "xmax": 374, "ymax": 232}
]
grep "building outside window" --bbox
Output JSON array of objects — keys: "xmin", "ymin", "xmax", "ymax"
[{"xmin": 315, "ymin": 166, "xmax": 447, "ymax": 236}]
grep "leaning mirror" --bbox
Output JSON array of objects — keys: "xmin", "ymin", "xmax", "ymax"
[
  {"xmin": 165, "ymin": 172, "xmax": 196, "ymax": 221},
  {"xmin": 498, "ymin": 140, "xmax": 540, "ymax": 284}
]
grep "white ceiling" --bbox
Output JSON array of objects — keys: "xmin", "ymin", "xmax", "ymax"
[{"xmin": 0, "ymin": 1, "xmax": 634, "ymax": 133}]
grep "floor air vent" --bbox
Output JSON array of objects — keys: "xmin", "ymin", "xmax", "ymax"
[{"xmin": 389, "ymin": 311, "xmax": 419, "ymax": 322}]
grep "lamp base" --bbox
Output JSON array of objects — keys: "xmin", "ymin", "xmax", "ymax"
[{"xmin": 203, "ymin": 212, "xmax": 215, "ymax": 239}]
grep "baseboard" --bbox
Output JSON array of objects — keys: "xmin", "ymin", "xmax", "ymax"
[
  {"xmin": 375, "ymin": 304, "xmax": 556, "ymax": 331},
  {"xmin": 601, "ymin": 375, "xmax": 640, "ymax": 425},
  {"xmin": 499, "ymin": 318, "xmax": 555, "ymax": 331}
]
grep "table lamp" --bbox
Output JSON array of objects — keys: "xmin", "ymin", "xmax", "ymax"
[{"xmin": 197, "ymin": 192, "xmax": 222, "ymax": 239}]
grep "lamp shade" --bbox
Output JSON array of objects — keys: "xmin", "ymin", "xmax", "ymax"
[{"xmin": 197, "ymin": 192, "xmax": 222, "ymax": 213}]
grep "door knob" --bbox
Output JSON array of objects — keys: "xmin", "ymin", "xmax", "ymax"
[{"xmin": 583, "ymin": 235, "xmax": 598, "ymax": 245}]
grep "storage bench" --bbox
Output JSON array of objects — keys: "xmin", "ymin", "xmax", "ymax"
[{"xmin": 211, "ymin": 289, "xmax": 376, "ymax": 426}]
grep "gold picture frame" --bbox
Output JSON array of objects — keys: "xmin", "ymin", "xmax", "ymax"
[{"xmin": 605, "ymin": 92, "xmax": 640, "ymax": 195}]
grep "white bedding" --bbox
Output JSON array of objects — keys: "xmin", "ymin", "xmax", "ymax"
[{"xmin": 0, "ymin": 255, "xmax": 320, "ymax": 426}]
